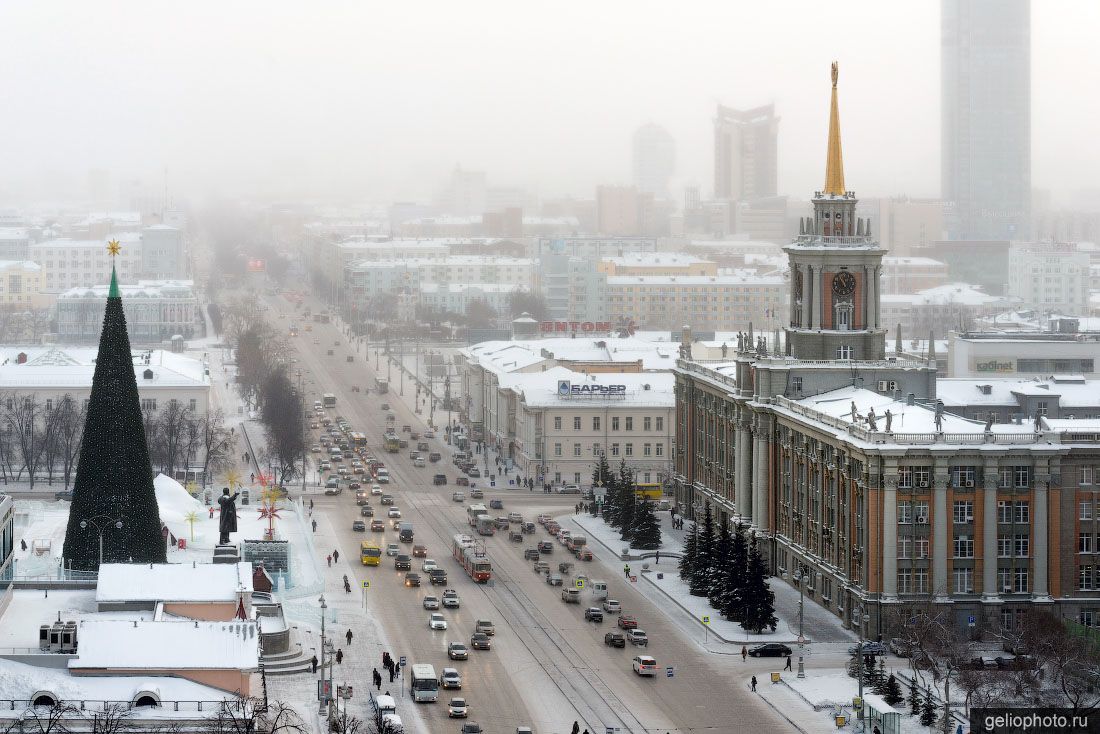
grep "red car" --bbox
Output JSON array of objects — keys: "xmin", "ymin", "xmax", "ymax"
[{"xmin": 617, "ymin": 615, "xmax": 638, "ymax": 630}]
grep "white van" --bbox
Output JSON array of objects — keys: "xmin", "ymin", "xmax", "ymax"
[{"xmin": 590, "ymin": 580, "xmax": 608, "ymax": 601}]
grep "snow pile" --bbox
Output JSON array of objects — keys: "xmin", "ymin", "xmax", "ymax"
[
  {"xmin": 154, "ymin": 474, "xmax": 204, "ymax": 540},
  {"xmin": 0, "ymin": 656, "xmax": 227, "ymax": 702}
]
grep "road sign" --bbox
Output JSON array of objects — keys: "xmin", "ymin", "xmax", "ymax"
[
  {"xmin": 702, "ymin": 615, "xmax": 711, "ymax": 624},
  {"xmin": 968, "ymin": 615, "xmax": 976, "ymax": 627},
  {"xmin": 666, "ymin": 666, "xmax": 674, "ymax": 678},
  {"xmin": 362, "ymin": 580, "xmax": 370, "ymax": 589},
  {"xmin": 575, "ymin": 579, "xmax": 585, "ymax": 589},
  {"xmin": 399, "ymin": 656, "xmax": 407, "ymax": 667}
]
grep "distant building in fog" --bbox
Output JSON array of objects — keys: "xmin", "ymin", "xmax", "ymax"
[
  {"xmin": 942, "ymin": 0, "xmax": 1031, "ymax": 240},
  {"xmin": 713, "ymin": 104, "xmax": 779, "ymax": 201},
  {"xmin": 436, "ymin": 166, "xmax": 487, "ymax": 217},
  {"xmin": 596, "ymin": 185, "xmax": 656, "ymax": 237},
  {"xmin": 632, "ymin": 124, "xmax": 675, "ymax": 198}
]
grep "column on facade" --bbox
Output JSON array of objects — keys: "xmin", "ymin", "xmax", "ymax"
[
  {"xmin": 1033, "ymin": 472, "xmax": 1051, "ymax": 599},
  {"xmin": 872, "ymin": 266, "xmax": 881, "ymax": 329},
  {"xmin": 790, "ymin": 264, "xmax": 799, "ymax": 327},
  {"xmin": 932, "ymin": 465, "xmax": 950, "ymax": 600},
  {"xmin": 736, "ymin": 416, "xmax": 752, "ymax": 520},
  {"xmin": 981, "ymin": 462, "xmax": 1000, "ymax": 601},
  {"xmin": 881, "ymin": 459, "xmax": 899, "ymax": 599},
  {"xmin": 807, "ymin": 265, "xmax": 817, "ymax": 329},
  {"xmin": 752, "ymin": 420, "xmax": 769, "ymax": 532},
  {"xmin": 862, "ymin": 265, "xmax": 871, "ymax": 330}
]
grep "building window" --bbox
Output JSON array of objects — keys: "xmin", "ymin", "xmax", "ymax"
[
  {"xmin": 625, "ymin": 443, "xmax": 633, "ymax": 457},
  {"xmin": 573, "ymin": 416, "xmax": 581, "ymax": 430},
  {"xmin": 954, "ymin": 568, "xmax": 974, "ymax": 594},
  {"xmin": 898, "ymin": 504, "xmax": 912, "ymax": 524},
  {"xmin": 1082, "ymin": 609, "xmax": 1097, "ymax": 626},
  {"xmin": 1081, "ymin": 467, "xmax": 1095, "ymax": 486},
  {"xmin": 999, "ymin": 535, "xmax": 1012, "ymax": 557},
  {"xmin": 189, "ymin": 398, "xmax": 197, "ymax": 412},
  {"xmin": 656, "ymin": 417, "xmax": 664, "ymax": 431},
  {"xmin": 1015, "ymin": 535, "xmax": 1030, "ymax": 557},
  {"xmin": 998, "ymin": 568, "xmax": 1011, "ymax": 593},
  {"xmin": 611, "ymin": 443, "xmax": 620, "ymax": 457},
  {"xmin": 643, "ymin": 443, "xmax": 652, "ymax": 457},
  {"xmin": 644, "ymin": 417, "xmax": 652, "ymax": 431},
  {"xmin": 791, "ymin": 377, "xmax": 803, "ymax": 393},
  {"xmin": 655, "ymin": 443, "xmax": 663, "ymax": 457},
  {"xmin": 953, "ymin": 500, "xmax": 974, "ymax": 524},
  {"xmin": 898, "ymin": 467, "xmax": 913, "ymax": 489},
  {"xmin": 573, "ymin": 443, "xmax": 581, "ymax": 457},
  {"xmin": 951, "ymin": 466, "xmax": 977, "ymax": 488},
  {"xmin": 1080, "ymin": 566, "xmax": 1096, "ymax": 591},
  {"xmin": 913, "ymin": 467, "xmax": 931, "ymax": 488},
  {"xmin": 914, "ymin": 568, "xmax": 928, "ymax": 593},
  {"xmin": 593, "ymin": 417, "xmax": 601, "ymax": 431},
  {"xmin": 141, "ymin": 398, "xmax": 157, "ymax": 412},
  {"xmin": 897, "ymin": 537, "xmax": 912, "ymax": 559},
  {"xmin": 554, "ymin": 417, "xmax": 562, "ymax": 430},
  {"xmin": 1013, "ymin": 568, "xmax": 1029, "ymax": 593},
  {"xmin": 1014, "ymin": 466, "xmax": 1031, "ymax": 488},
  {"xmin": 1015, "ymin": 501, "xmax": 1030, "ymax": 523},
  {"xmin": 554, "ymin": 443, "xmax": 562, "ymax": 457},
  {"xmin": 915, "ymin": 537, "xmax": 929, "ymax": 558},
  {"xmin": 625, "ymin": 417, "xmax": 633, "ymax": 431},
  {"xmin": 554, "ymin": 472, "xmax": 561, "ymax": 483},
  {"xmin": 836, "ymin": 345, "xmax": 853, "ymax": 360},
  {"xmin": 1036, "ymin": 401, "xmax": 1048, "ymax": 416},
  {"xmin": 953, "ymin": 535, "xmax": 975, "ymax": 558},
  {"xmin": 593, "ymin": 443, "xmax": 602, "ymax": 456},
  {"xmin": 574, "ymin": 472, "xmax": 581, "ymax": 484},
  {"xmin": 612, "ymin": 417, "xmax": 620, "ymax": 431},
  {"xmin": 998, "ymin": 500, "xmax": 1030, "ymax": 524},
  {"xmin": 898, "ymin": 569, "xmax": 912, "ymax": 594},
  {"xmin": 1082, "ymin": 500, "xmax": 1095, "ymax": 521}
]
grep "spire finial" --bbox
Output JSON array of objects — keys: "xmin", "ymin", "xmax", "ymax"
[
  {"xmin": 106, "ymin": 239, "xmax": 121, "ymax": 298},
  {"xmin": 824, "ymin": 61, "xmax": 846, "ymax": 196}
]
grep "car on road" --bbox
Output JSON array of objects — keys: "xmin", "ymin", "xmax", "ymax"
[
  {"xmin": 434, "ymin": 474, "xmax": 448, "ymax": 486},
  {"xmin": 576, "ymin": 548, "xmax": 593, "ymax": 562},
  {"xmin": 54, "ymin": 490, "xmax": 74, "ymax": 501},
  {"xmin": 412, "ymin": 544, "xmax": 428, "ymax": 558},
  {"xmin": 429, "ymin": 569, "xmax": 448, "ymax": 585},
  {"xmin": 561, "ymin": 589, "xmax": 580, "ymax": 603},
  {"xmin": 604, "ymin": 631, "xmax": 626, "ymax": 648},
  {"xmin": 489, "ymin": 499, "xmax": 503, "ymax": 509},
  {"xmin": 370, "ymin": 519, "xmax": 385, "ymax": 532},
  {"xmin": 404, "ymin": 572, "xmax": 421, "ymax": 587},
  {"xmin": 423, "ymin": 596, "xmax": 440, "ymax": 610},
  {"xmin": 440, "ymin": 668, "xmax": 462, "ymax": 690},
  {"xmin": 508, "ymin": 512, "xmax": 523, "ymax": 523},
  {"xmin": 626, "ymin": 629, "xmax": 649, "ymax": 647},
  {"xmin": 603, "ymin": 599, "xmax": 621, "ymax": 614},
  {"xmin": 460, "ymin": 724, "xmax": 483, "ymax": 734},
  {"xmin": 522, "ymin": 522, "xmax": 536, "ymax": 533},
  {"xmin": 632, "ymin": 655, "xmax": 657, "ymax": 676},
  {"xmin": 584, "ymin": 608, "xmax": 604, "ymax": 622},
  {"xmin": 475, "ymin": 619, "xmax": 495, "ymax": 636},
  {"xmin": 394, "ymin": 554, "xmax": 411, "ymax": 571},
  {"xmin": 508, "ymin": 531, "xmax": 523, "ymax": 542},
  {"xmin": 413, "ymin": 457, "xmax": 426, "ymax": 467},
  {"xmin": 360, "ymin": 505, "xmax": 374, "ymax": 517},
  {"xmin": 380, "ymin": 494, "xmax": 393, "ymax": 505},
  {"xmin": 467, "ymin": 468, "xmax": 481, "ymax": 478},
  {"xmin": 388, "ymin": 508, "xmax": 402, "ymax": 518},
  {"xmin": 442, "ymin": 589, "xmax": 460, "ymax": 608},
  {"xmin": 749, "ymin": 643, "xmax": 793, "ymax": 658},
  {"xmin": 493, "ymin": 517, "xmax": 509, "ymax": 530},
  {"xmin": 352, "ymin": 520, "xmax": 366, "ymax": 532},
  {"xmin": 381, "ymin": 403, "xmax": 390, "ymax": 411},
  {"xmin": 447, "ymin": 642, "xmax": 469, "ymax": 660},
  {"xmin": 447, "ymin": 696, "xmax": 467, "ymax": 718},
  {"xmin": 429, "ymin": 613, "xmax": 448, "ymax": 630},
  {"xmin": 617, "ymin": 615, "xmax": 638, "ymax": 630},
  {"xmin": 452, "ymin": 491, "xmax": 465, "ymax": 502},
  {"xmin": 349, "ymin": 481, "xmax": 362, "ymax": 490},
  {"xmin": 371, "ymin": 484, "xmax": 382, "ymax": 495},
  {"xmin": 429, "ymin": 451, "xmax": 442, "ymax": 462},
  {"xmin": 324, "ymin": 481, "xmax": 341, "ymax": 495},
  {"xmin": 538, "ymin": 541, "xmax": 553, "ymax": 554},
  {"xmin": 311, "ymin": 445, "xmax": 322, "ymax": 453},
  {"xmin": 546, "ymin": 574, "xmax": 563, "ymax": 586},
  {"xmin": 391, "ymin": 518, "xmax": 402, "ymax": 530},
  {"xmin": 422, "ymin": 559, "xmax": 438, "ymax": 573},
  {"xmin": 848, "ymin": 641, "xmax": 889, "ymax": 656},
  {"xmin": 470, "ymin": 632, "xmax": 491, "ymax": 650},
  {"xmin": 386, "ymin": 543, "xmax": 399, "ymax": 556},
  {"xmin": 524, "ymin": 548, "xmax": 540, "ymax": 561},
  {"xmin": 532, "ymin": 561, "xmax": 549, "ymax": 574}
]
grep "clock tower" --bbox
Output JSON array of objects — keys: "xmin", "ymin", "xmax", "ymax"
[{"xmin": 784, "ymin": 63, "xmax": 886, "ymax": 361}]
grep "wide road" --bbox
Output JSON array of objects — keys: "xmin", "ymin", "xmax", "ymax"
[{"xmin": 264, "ymin": 291, "xmax": 792, "ymax": 734}]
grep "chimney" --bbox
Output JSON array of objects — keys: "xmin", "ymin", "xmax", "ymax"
[{"xmin": 906, "ymin": 393, "xmax": 915, "ymax": 406}]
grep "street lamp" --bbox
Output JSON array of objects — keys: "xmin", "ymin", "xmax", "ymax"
[
  {"xmin": 855, "ymin": 605, "xmax": 870, "ymax": 732},
  {"xmin": 318, "ymin": 594, "xmax": 328, "ymax": 714},
  {"xmin": 79, "ymin": 516, "xmax": 123, "ymax": 567},
  {"xmin": 783, "ymin": 564, "xmax": 809, "ymax": 678}
]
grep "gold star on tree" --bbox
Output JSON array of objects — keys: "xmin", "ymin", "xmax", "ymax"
[{"xmin": 106, "ymin": 239, "xmax": 122, "ymax": 256}]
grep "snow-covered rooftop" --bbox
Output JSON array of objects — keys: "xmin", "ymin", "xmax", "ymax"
[
  {"xmin": 463, "ymin": 337, "xmax": 680, "ymax": 374},
  {"xmin": 606, "ymin": 273, "xmax": 785, "ymax": 286},
  {"xmin": 58, "ymin": 280, "xmax": 195, "ymax": 299},
  {"xmin": 506, "ymin": 367, "xmax": 676, "ymax": 409},
  {"xmin": 0, "ymin": 657, "xmax": 230, "ymax": 704},
  {"xmin": 96, "ymin": 562, "xmax": 253, "ymax": 604},
  {"xmin": 880, "ymin": 283, "xmax": 1009, "ymax": 307},
  {"xmin": 70, "ymin": 620, "xmax": 260, "ymax": 671},
  {"xmin": 937, "ymin": 376, "xmax": 1100, "ymax": 409},
  {"xmin": 0, "ymin": 348, "xmax": 208, "ymax": 389},
  {"xmin": 601, "ymin": 253, "xmax": 711, "ymax": 266},
  {"xmin": 0, "ymin": 260, "xmax": 41, "ymax": 271}
]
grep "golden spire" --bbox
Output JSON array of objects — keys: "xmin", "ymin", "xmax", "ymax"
[{"xmin": 823, "ymin": 61, "xmax": 846, "ymax": 196}]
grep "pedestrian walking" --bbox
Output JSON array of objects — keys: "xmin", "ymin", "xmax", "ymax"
[
  {"xmin": 623, "ymin": 564, "xmax": 631, "ymax": 579},
  {"xmin": 784, "ymin": 655, "xmax": 792, "ymax": 671},
  {"xmin": 326, "ymin": 555, "xmax": 332, "ymax": 567},
  {"xmin": 332, "ymin": 549, "xmax": 340, "ymax": 564},
  {"xmin": 750, "ymin": 675, "xmax": 757, "ymax": 692},
  {"xmin": 311, "ymin": 655, "xmax": 318, "ymax": 673},
  {"xmin": 383, "ymin": 652, "xmax": 391, "ymax": 668},
  {"xmin": 741, "ymin": 645, "xmax": 747, "ymax": 661},
  {"xmin": 572, "ymin": 722, "xmax": 580, "ymax": 734},
  {"xmin": 346, "ymin": 629, "xmax": 353, "ymax": 645},
  {"xmin": 312, "ymin": 519, "xmax": 317, "ymax": 533},
  {"xmin": 336, "ymin": 649, "xmax": 343, "ymax": 664},
  {"xmin": 20, "ymin": 539, "xmax": 26, "ymax": 552},
  {"xmin": 310, "ymin": 498, "xmax": 314, "ymax": 511},
  {"xmin": 373, "ymin": 668, "xmax": 381, "ymax": 690},
  {"xmin": 388, "ymin": 666, "xmax": 395, "ymax": 682},
  {"xmin": 654, "ymin": 550, "xmax": 660, "ymax": 564}
]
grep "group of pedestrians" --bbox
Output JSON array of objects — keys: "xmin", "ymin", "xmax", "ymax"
[
  {"xmin": 380, "ymin": 651, "xmax": 400, "ymax": 683},
  {"xmin": 326, "ymin": 548, "xmax": 340, "ymax": 566}
]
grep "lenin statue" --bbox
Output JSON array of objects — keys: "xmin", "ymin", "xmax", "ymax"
[{"xmin": 218, "ymin": 487, "xmax": 240, "ymax": 545}]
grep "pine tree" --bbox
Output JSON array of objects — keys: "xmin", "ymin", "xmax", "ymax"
[
  {"xmin": 603, "ymin": 465, "xmax": 622, "ymax": 527},
  {"xmin": 919, "ymin": 687, "xmax": 937, "ymax": 727},
  {"xmin": 846, "ymin": 652, "xmax": 862, "ymax": 680},
  {"xmin": 63, "ymin": 259, "xmax": 167, "ymax": 571},
  {"xmin": 908, "ymin": 677, "xmax": 920, "ymax": 716},
  {"xmin": 708, "ymin": 522, "xmax": 732, "ymax": 610},
  {"xmin": 870, "ymin": 657, "xmax": 887, "ymax": 695},
  {"xmin": 739, "ymin": 533, "xmax": 778, "ymax": 633},
  {"xmin": 592, "ymin": 454, "xmax": 613, "ymax": 520},
  {"xmin": 883, "ymin": 674, "xmax": 903, "ymax": 706},
  {"xmin": 678, "ymin": 522, "xmax": 698, "ymax": 582},
  {"xmin": 722, "ymin": 523, "xmax": 749, "ymax": 621},
  {"xmin": 630, "ymin": 499, "xmax": 662, "ymax": 550},
  {"xmin": 617, "ymin": 460, "xmax": 636, "ymax": 542},
  {"xmin": 689, "ymin": 503, "xmax": 715, "ymax": 596}
]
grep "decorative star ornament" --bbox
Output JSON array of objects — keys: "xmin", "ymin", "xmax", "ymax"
[{"xmin": 106, "ymin": 239, "xmax": 122, "ymax": 256}]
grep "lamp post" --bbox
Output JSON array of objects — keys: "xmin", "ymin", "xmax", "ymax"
[
  {"xmin": 318, "ymin": 594, "xmax": 328, "ymax": 714},
  {"xmin": 855, "ymin": 604, "xmax": 870, "ymax": 732},
  {"xmin": 79, "ymin": 516, "xmax": 123, "ymax": 567},
  {"xmin": 783, "ymin": 564, "xmax": 809, "ymax": 678},
  {"xmin": 298, "ymin": 369, "xmax": 306, "ymax": 495}
]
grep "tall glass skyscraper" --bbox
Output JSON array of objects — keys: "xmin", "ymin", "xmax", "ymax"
[{"xmin": 941, "ymin": 0, "xmax": 1030, "ymax": 240}]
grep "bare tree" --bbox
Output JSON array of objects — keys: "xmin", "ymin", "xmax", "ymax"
[
  {"xmin": 201, "ymin": 410, "xmax": 237, "ymax": 485},
  {"xmin": 1020, "ymin": 609, "xmax": 1100, "ymax": 715},
  {"xmin": 87, "ymin": 702, "xmax": 132, "ymax": 733},
  {"xmin": 889, "ymin": 602, "xmax": 973, "ymax": 730},
  {"xmin": 4, "ymin": 700, "xmax": 80, "ymax": 734},
  {"xmin": 259, "ymin": 369, "xmax": 305, "ymax": 485},
  {"xmin": 53, "ymin": 396, "xmax": 85, "ymax": 489},
  {"xmin": 204, "ymin": 697, "xmax": 307, "ymax": 734},
  {"xmin": 3, "ymin": 393, "xmax": 48, "ymax": 486}
]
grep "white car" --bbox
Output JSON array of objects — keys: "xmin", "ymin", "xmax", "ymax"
[
  {"xmin": 388, "ymin": 508, "xmax": 401, "ymax": 518},
  {"xmin": 602, "ymin": 599, "xmax": 622, "ymax": 614},
  {"xmin": 440, "ymin": 668, "xmax": 462, "ymax": 689},
  {"xmin": 371, "ymin": 484, "xmax": 382, "ymax": 495},
  {"xmin": 447, "ymin": 696, "xmax": 467, "ymax": 718},
  {"xmin": 422, "ymin": 559, "xmax": 438, "ymax": 573},
  {"xmin": 385, "ymin": 544, "xmax": 399, "ymax": 556},
  {"xmin": 423, "ymin": 596, "xmax": 440, "ymax": 610},
  {"xmin": 632, "ymin": 655, "xmax": 657, "ymax": 676},
  {"xmin": 429, "ymin": 613, "xmax": 448, "ymax": 630}
]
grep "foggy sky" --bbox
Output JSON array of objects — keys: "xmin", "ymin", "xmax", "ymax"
[{"xmin": 1, "ymin": 1, "xmax": 1097, "ymax": 206}]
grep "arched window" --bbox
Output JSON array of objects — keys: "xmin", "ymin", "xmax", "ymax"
[
  {"xmin": 835, "ymin": 302, "xmax": 853, "ymax": 331},
  {"xmin": 32, "ymin": 692, "xmax": 57, "ymax": 707},
  {"xmin": 133, "ymin": 695, "xmax": 159, "ymax": 708}
]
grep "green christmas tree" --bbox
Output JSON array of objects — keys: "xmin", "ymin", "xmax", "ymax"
[
  {"xmin": 708, "ymin": 521, "xmax": 732, "ymax": 610},
  {"xmin": 63, "ymin": 249, "xmax": 166, "ymax": 571},
  {"xmin": 739, "ymin": 533, "xmax": 778, "ymax": 633},
  {"xmin": 919, "ymin": 687, "xmax": 937, "ymax": 727},
  {"xmin": 592, "ymin": 454, "xmax": 613, "ymax": 518},
  {"xmin": 630, "ymin": 499, "xmax": 662, "ymax": 550},
  {"xmin": 617, "ymin": 459, "xmax": 636, "ymax": 542},
  {"xmin": 689, "ymin": 503, "xmax": 715, "ymax": 596},
  {"xmin": 678, "ymin": 522, "xmax": 698, "ymax": 582},
  {"xmin": 883, "ymin": 674, "xmax": 903, "ymax": 706},
  {"xmin": 908, "ymin": 677, "xmax": 920, "ymax": 716},
  {"xmin": 718, "ymin": 523, "xmax": 749, "ymax": 621}
]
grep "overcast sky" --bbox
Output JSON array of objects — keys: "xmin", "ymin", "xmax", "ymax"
[{"xmin": 1, "ymin": 1, "xmax": 1096, "ymax": 206}]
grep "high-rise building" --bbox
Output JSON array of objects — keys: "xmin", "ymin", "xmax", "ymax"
[
  {"xmin": 713, "ymin": 103, "xmax": 779, "ymax": 201},
  {"xmin": 941, "ymin": 0, "xmax": 1031, "ymax": 240},
  {"xmin": 631, "ymin": 123, "xmax": 675, "ymax": 198}
]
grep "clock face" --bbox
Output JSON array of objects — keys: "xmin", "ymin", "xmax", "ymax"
[{"xmin": 832, "ymin": 271, "xmax": 856, "ymax": 296}]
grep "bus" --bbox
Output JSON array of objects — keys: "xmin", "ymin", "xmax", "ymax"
[
  {"xmin": 349, "ymin": 432, "xmax": 368, "ymax": 448},
  {"xmin": 289, "ymin": 324, "xmax": 299, "ymax": 337},
  {"xmin": 374, "ymin": 377, "xmax": 389, "ymax": 394},
  {"xmin": 633, "ymin": 482, "xmax": 664, "ymax": 500},
  {"xmin": 466, "ymin": 504, "xmax": 489, "ymax": 527},
  {"xmin": 322, "ymin": 393, "xmax": 337, "ymax": 408},
  {"xmin": 474, "ymin": 515, "xmax": 494, "ymax": 536},
  {"xmin": 409, "ymin": 663, "xmax": 439, "ymax": 702},
  {"xmin": 452, "ymin": 533, "xmax": 491, "ymax": 583},
  {"xmin": 384, "ymin": 433, "xmax": 400, "ymax": 453},
  {"xmin": 360, "ymin": 541, "xmax": 381, "ymax": 566}
]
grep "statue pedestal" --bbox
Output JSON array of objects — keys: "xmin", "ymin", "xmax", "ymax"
[{"xmin": 214, "ymin": 544, "xmax": 240, "ymax": 564}]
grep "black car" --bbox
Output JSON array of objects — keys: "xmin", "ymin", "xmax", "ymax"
[
  {"xmin": 360, "ymin": 506, "xmax": 374, "ymax": 517},
  {"xmin": 434, "ymin": 474, "xmax": 448, "ymax": 486},
  {"xmin": 489, "ymin": 499, "xmax": 503, "ymax": 509},
  {"xmin": 604, "ymin": 631, "xmax": 626, "ymax": 648},
  {"xmin": 404, "ymin": 572, "xmax": 421, "ymax": 587},
  {"xmin": 394, "ymin": 554, "xmax": 411, "ymax": 571},
  {"xmin": 538, "ymin": 541, "xmax": 553, "ymax": 554},
  {"xmin": 749, "ymin": 643, "xmax": 793, "ymax": 658},
  {"xmin": 585, "ymin": 608, "xmax": 604, "ymax": 623},
  {"xmin": 352, "ymin": 520, "xmax": 366, "ymax": 532},
  {"xmin": 524, "ymin": 548, "xmax": 540, "ymax": 561},
  {"xmin": 429, "ymin": 568, "xmax": 448, "ymax": 585}
]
